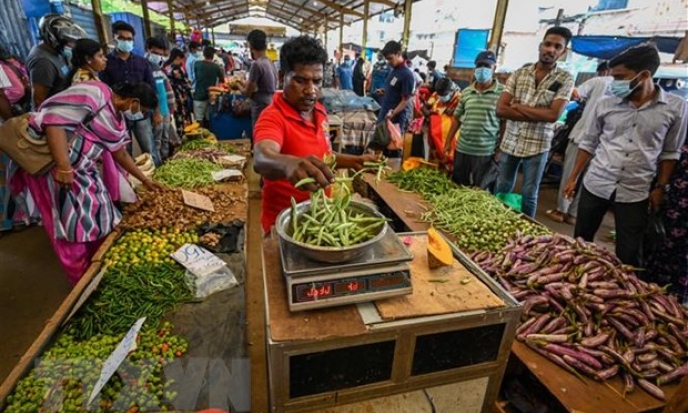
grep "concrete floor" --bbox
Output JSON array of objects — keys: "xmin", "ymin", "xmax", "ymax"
[{"xmin": 0, "ymin": 181, "xmax": 616, "ymax": 409}]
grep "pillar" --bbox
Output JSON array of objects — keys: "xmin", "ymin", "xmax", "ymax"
[
  {"xmin": 488, "ymin": 0, "xmax": 509, "ymax": 54},
  {"xmin": 90, "ymin": 0, "xmax": 109, "ymax": 44},
  {"xmin": 167, "ymin": 0, "xmax": 175, "ymax": 39},
  {"xmin": 141, "ymin": 0, "xmax": 152, "ymax": 39},
  {"xmin": 362, "ymin": 0, "xmax": 369, "ymax": 54},
  {"xmin": 401, "ymin": 0, "xmax": 413, "ymax": 49},
  {"xmin": 339, "ymin": 13, "xmax": 344, "ymax": 61},
  {"xmin": 211, "ymin": 27, "xmax": 216, "ymax": 44}
]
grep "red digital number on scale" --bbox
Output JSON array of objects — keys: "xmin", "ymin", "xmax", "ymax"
[{"xmin": 305, "ymin": 284, "xmax": 332, "ymax": 298}]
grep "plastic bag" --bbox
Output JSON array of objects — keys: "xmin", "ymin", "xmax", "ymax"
[
  {"xmin": 186, "ymin": 265, "xmax": 238, "ymax": 299},
  {"xmin": 386, "ymin": 119, "xmax": 403, "ymax": 151},
  {"xmin": 118, "ymin": 172, "xmax": 137, "ymax": 203},
  {"xmin": 644, "ymin": 210, "xmax": 666, "ymax": 255},
  {"xmin": 197, "ymin": 221, "xmax": 245, "ymax": 253},
  {"xmin": 368, "ymin": 121, "xmax": 390, "ymax": 150},
  {"xmin": 496, "ymin": 192, "xmax": 523, "ymax": 212}
]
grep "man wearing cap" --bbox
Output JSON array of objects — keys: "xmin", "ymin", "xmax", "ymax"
[
  {"xmin": 444, "ymin": 51, "xmax": 504, "ymax": 191},
  {"xmin": 495, "ymin": 27, "xmax": 574, "ymax": 218}
]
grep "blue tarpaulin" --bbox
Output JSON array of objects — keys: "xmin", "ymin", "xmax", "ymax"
[{"xmin": 571, "ymin": 35, "xmax": 682, "ymax": 60}]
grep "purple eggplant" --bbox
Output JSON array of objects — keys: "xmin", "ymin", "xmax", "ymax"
[
  {"xmin": 595, "ymin": 365, "xmax": 620, "ymax": 381},
  {"xmin": 580, "ymin": 332, "xmax": 610, "ymax": 347},
  {"xmin": 543, "ymin": 343, "xmax": 603, "ymax": 369},
  {"xmin": 657, "ymin": 362, "xmax": 688, "ymax": 385},
  {"xmin": 637, "ymin": 378, "xmax": 665, "ymax": 401}
]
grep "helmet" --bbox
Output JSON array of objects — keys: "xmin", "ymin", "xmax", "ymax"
[{"xmin": 38, "ymin": 14, "xmax": 87, "ymax": 51}]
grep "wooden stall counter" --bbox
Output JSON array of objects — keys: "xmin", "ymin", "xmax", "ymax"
[{"xmin": 262, "ymin": 231, "xmax": 521, "ymax": 413}]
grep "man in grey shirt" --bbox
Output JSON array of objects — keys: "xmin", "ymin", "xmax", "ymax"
[
  {"xmin": 564, "ymin": 45, "xmax": 687, "ymax": 267},
  {"xmin": 27, "ymin": 14, "xmax": 85, "ymax": 108},
  {"xmin": 244, "ymin": 29, "xmax": 277, "ymax": 144}
]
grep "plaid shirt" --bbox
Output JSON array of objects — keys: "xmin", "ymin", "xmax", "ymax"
[{"xmin": 500, "ymin": 64, "xmax": 574, "ymax": 157}]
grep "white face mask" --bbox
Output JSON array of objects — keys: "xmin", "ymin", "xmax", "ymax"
[{"xmin": 147, "ymin": 53, "xmax": 165, "ymax": 66}]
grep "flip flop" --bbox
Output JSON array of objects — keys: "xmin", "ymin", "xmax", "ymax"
[{"xmin": 545, "ymin": 209, "xmax": 565, "ymax": 223}]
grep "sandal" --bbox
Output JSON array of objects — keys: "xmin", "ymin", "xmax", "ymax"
[{"xmin": 545, "ymin": 209, "xmax": 565, "ymax": 223}]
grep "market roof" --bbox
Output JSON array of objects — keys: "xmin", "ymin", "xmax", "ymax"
[{"xmin": 140, "ymin": 0, "xmax": 408, "ymax": 33}]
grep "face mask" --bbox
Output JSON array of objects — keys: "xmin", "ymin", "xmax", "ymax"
[
  {"xmin": 439, "ymin": 94, "xmax": 452, "ymax": 103},
  {"xmin": 123, "ymin": 101, "xmax": 144, "ymax": 121},
  {"xmin": 193, "ymin": 51, "xmax": 202, "ymax": 58},
  {"xmin": 611, "ymin": 73, "xmax": 642, "ymax": 99},
  {"xmin": 475, "ymin": 67, "xmax": 493, "ymax": 83},
  {"xmin": 61, "ymin": 46, "xmax": 72, "ymax": 61},
  {"xmin": 147, "ymin": 53, "xmax": 164, "ymax": 66},
  {"xmin": 116, "ymin": 39, "xmax": 134, "ymax": 53}
]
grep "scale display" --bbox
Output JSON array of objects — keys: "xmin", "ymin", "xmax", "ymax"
[
  {"xmin": 287, "ymin": 266, "xmax": 412, "ymax": 311},
  {"xmin": 293, "ymin": 271, "xmax": 410, "ymax": 303}
]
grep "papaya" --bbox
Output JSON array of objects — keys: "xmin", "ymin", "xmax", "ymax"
[
  {"xmin": 402, "ymin": 157, "xmax": 422, "ymax": 171},
  {"xmin": 184, "ymin": 122, "xmax": 200, "ymax": 133},
  {"xmin": 427, "ymin": 227, "xmax": 453, "ymax": 269}
]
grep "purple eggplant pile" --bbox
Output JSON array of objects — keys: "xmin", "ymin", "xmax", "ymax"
[{"xmin": 471, "ymin": 234, "xmax": 688, "ymax": 401}]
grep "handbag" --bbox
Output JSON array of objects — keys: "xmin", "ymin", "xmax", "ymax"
[
  {"xmin": 0, "ymin": 103, "xmax": 107, "ymax": 176},
  {"xmin": 0, "ymin": 113, "xmax": 54, "ymax": 175}
]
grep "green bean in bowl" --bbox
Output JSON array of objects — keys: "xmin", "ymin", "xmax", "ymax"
[{"xmin": 276, "ymin": 191, "xmax": 389, "ymax": 263}]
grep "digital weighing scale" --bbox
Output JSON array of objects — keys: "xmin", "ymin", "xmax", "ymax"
[{"xmin": 279, "ymin": 228, "xmax": 415, "ymax": 311}]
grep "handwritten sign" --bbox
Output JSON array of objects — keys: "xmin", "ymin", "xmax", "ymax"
[
  {"xmin": 88, "ymin": 317, "xmax": 146, "ymax": 405},
  {"xmin": 182, "ymin": 190, "xmax": 214, "ymax": 212},
  {"xmin": 63, "ymin": 267, "xmax": 107, "ymax": 325},
  {"xmin": 171, "ymin": 243, "xmax": 226, "ymax": 277}
]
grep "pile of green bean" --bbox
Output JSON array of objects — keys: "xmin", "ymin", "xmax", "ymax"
[
  {"xmin": 290, "ymin": 182, "xmax": 387, "ymax": 247},
  {"xmin": 179, "ymin": 139, "xmax": 214, "ymax": 151},
  {"xmin": 152, "ymin": 158, "xmax": 222, "ymax": 189},
  {"xmin": 67, "ymin": 263, "xmax": 193, "ymax": 340},
  {"xmin": 387, "ymin": 168, "xmax": 456, "ymax": 198},
  {"xmin": 422, "ymin": 188, "xmax": 549, "ymax": 253}
]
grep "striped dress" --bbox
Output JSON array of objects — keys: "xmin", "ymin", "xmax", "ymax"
[{"xmin": 10, "ymin": 81, "xmax": 129, "ymax": 282}]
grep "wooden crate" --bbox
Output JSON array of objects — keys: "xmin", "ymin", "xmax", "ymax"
[{"xmin": 262, "ymin": 233, "xmax": 521, "ymax": 413}]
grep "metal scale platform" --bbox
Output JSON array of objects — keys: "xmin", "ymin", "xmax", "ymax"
[{"xmin": 279, "ymin": 228, "xmax": 414, "ymax": 311}]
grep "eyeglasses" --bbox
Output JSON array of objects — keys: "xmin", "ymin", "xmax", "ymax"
[{"xmin": 475, "ymin": 62, "xmax": 493, "ymax": 68}]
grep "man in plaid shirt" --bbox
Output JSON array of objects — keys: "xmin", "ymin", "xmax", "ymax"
[{"xmin": 495, "ymin": 27, "xmax": 574, "ymax": 217}]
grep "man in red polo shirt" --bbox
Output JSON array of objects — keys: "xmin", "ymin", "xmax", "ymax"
[{"xmin": 253, "ymin": 36, "xmax": 375, "ymax": 233}]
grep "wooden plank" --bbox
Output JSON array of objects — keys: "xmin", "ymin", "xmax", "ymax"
[
  {"xmin": 362, "ymin": 174, "xmax": 429, "ymax": 232},
  {"xmin": 91, "ymin": 228, "xmax": 121, "ymax": 263},
  {"xmin": 263, "ymin": 236, "xmax": 368, "ymax": 342},
  {"xmin": 0, "ymin": 260, "xmax": 103, "ymax": 404},
  {"xmin": 375, "ymin": 234, "xmax": 504, "ymax": 320},
  {"xmin": 664, "ymin": 375, "xmax": 688, "ymax": 413},
  {"xmin": 511, "ymin": 341, "xmax": 678, "ymax": 413}
]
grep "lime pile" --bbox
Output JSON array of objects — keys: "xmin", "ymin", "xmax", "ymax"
[{"xmin": 104, "ymin": 229, "xmax": 199, "ymax": 269}]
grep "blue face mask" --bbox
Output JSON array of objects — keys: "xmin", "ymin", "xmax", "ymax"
[
  {"xmin": 116, "ymin": 39, "xmax": 134, "ymax": 53},
  {"xmin": 61, "ymin": 46, "xmax": 72, "ymax": 61},
  {"xmin": 475, "ymin": 67, "xmax": 493, "ymax": 83},
  {"xmin": 611, "ymin": 73, "xmax": 641, "ymax": 99}
]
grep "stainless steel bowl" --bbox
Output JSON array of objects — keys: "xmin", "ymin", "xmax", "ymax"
[{"xmin": 276, "ymin": 200, "xmax": 388, "ymax": 264}]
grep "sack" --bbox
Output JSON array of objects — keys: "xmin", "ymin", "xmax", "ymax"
[
  {"xmin": 386, "ymin": 119, "xmax": 403, "ymax": 151},
  {"xmin": 496, "ymin": 192, "xmax": 523, "ymax": 212},
  {"xmin": 0, "ymin": 114, "xmax": 54, "ymax": 175},
  {"xmin": 644, "ymin": 210, "xmax": 666, "ymax": 255}
]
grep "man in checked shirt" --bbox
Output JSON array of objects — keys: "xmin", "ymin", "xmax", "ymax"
[
  {"xmin": 564, "ymin": 44, "xmax": 687, "ymax": 267},
  {"xmin": 495, "ymin": 26, "xmax": 575, "ymax": 218}
]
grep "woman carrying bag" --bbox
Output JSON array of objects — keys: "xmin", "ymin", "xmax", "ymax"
[{"xmin": 7, "ymin": 81, "xmax": 163, "ymax": 283}]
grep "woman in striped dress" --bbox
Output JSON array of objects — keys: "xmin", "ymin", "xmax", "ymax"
[{"xmin": 10, "ymin": 81, "xmax": 162, "ymax": 283}]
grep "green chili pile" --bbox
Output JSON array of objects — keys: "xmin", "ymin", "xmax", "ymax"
[
  {"xmin": 152, "ymin": 158, "xmax": 222, "ymax": 189},
  {"xmin": 67, "ymin": 263, "xmax": 193, "ymax": 340}
]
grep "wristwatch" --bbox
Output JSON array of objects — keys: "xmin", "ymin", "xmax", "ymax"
[{"xmin": 654, "ymin": 182, "xmax": 670, "ymax": 192}]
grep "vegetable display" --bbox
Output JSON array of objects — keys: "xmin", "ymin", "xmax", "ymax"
[
  {"xmin": 152, "ymin": 159, "xmax": 222, "ymax": 189},
  {"xmin": 387, "ymin": 168, "xmax": 456, "ymax": 198},
  {"xmin": 290, "ymin": 177, "xmax": 387, "ymax": 247},
  {"xmin": 104, "ymin": 229, "xmax": 198, "ymax": 270},
  {"xmin": 171, "ymin": 147, "xmax": 236, "ymax": 165},
  {"xmin": 471, "ymin": 234, "xmax": 688, "ymax": 400},
  {"xmin": 67, "ymin": 263, "xmax": 193, "ymax": 340},
  {"xmin": 121, "ymin": 187, "xmax": 246, "ymax": 231},
  {"xmin": 4, "ymin": 323, "xmax": 187, "ymax": 413}
]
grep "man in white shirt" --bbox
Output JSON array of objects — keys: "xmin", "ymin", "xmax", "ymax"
[{"xmin": 547, "ymin": 61, "xmax": 613, "ymax": 224}]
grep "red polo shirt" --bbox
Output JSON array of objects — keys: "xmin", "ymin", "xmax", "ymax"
[{"xmin": 254, "ymin": 92, "xmax": 332, "ymax": 233}]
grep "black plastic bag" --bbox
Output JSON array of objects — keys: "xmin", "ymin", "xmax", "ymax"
[
  {"xmin": 367, "ymin": 121, "xmax": 390, "ymax": 151},
  {"xmin": 197, "ymin": 220, "xmax": 245, "ymax": 253},
  {"xmin": 644, "ymin": 210, "xmax": 666, "ymax": 255}
]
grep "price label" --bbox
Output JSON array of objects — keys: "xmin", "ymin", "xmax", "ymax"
[
  {"xmin": 88, "ymin": 317, "xmax": 146, "ymax": 405},
  {"xmin": 182, "ymin": 190, "xmax": 214, "ymax": 212},
  {"xmin": 212, "ymin": 169, "xmax": 244, "ymax": 182},
  {"xmin": 171, "ymin": 243, "xmax": 226, "ymax": 277}
]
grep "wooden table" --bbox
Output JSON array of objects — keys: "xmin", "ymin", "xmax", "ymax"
[{"xmin": 360, "ymin": 176, "xmax": 680, "ymax": 413}]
